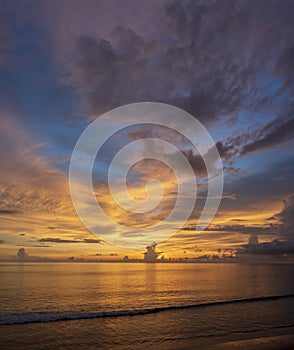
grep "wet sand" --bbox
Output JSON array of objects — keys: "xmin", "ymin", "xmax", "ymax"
[
  {"xmin": 160, "ymin": 334, "xmax": 294, "ymax": 350},
  {"xmin": 204, "ymin": 335, "xmax": 294, "ymax": 350}
]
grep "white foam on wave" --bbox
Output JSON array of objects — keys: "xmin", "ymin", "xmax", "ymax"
[{"xmin": 1, "ymin": 294, "xmax": 293, "ymax": 325}]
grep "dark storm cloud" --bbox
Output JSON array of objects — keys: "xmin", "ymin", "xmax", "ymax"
[
  {"xmin": 163, "ymin": 0, "xmax": 259, "ymax": 122},
  {"xmin": 60, "ymin": 0, "xmax": 294, "ymax": 131},
  {"xmin": 242, "ymin": 239, "xmax": 294, "ymax": 256},
  {"xmin": 67, "ymin": 24, "xmax": 248, "ymax": 124},
  {"xmin": 53, "ymin": 0, "xmax": 294, "ymax": 210},
  {"xmin": 182, "ymin": 149, "xmax": 207, "ymax": 176},
  {"xmin": 240, "ymin": 117, "xmax": 294, "ymax": 156},
  {"xmin": 68, "ymin": 29, "xmax": 155, "ymax": 116},
  {"xmin": 216, "ymin": 115, "xmax": 294, "ymax": 159},
  {"xmin": 274, "ymin": 193, "xmax": 294, "ymax": 241}
]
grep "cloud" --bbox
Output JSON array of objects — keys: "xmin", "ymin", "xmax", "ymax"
[
  {"xmin": 228, "ymin": 193, "xmax": 294, "ymax": 256},
  {"xmin": 0, "ymin": 113, "xmax": 64, "ymax": 189},
  {"xmin": 219, "ymin": 156, "xmax": 294, "ymax": 212},
  {"xmin": 39, "ymin": 0, "xmax": 294, "ymax": 202},
  {"xmin": 0, "ymin": 184, "xmax": 71, "ymax": 216},
  {"xmin": 1, "ymin": 0, "xmax": 294, "ymax": 257},
  {"xmin": 66, "ymin": 26, "xmax": 242, "ymax": 124},
  {"xmin": 83, "ymin": 238, "xmax": 103, "ymax": 244},
  {"xmin": 128, "ymin": 124, "xmax": 208, "ymax": 177},
  {"xmin": 217, "ymin": 115, "xmax": 294, "ymax": 159},
  {"xmin": 66, "ymin": 29, "xmax": 154, "ymax": 116},
  {"xmin": 274, "ymin": 193, "xmax": 294, "ymax": 241},
  {"xmin": 0, "ymin": 209, "xmax": 20, "ymax": 215},
  {"xmin": 43, "ymin": 0, "xmax": 290, "ymax": 127},
  {"xmin": 208, "ymin": 224, "xmax": 274, "ymax": 235},
  {"xmin": 38, "ymin": 238, "xmax": 102, "ymax": 244},
  {"xmin": 0, "ymin": 111, "xmax": 73, "ymax": 216},
  {"xmin": 273, "ymin": 46, "xmax": 294, "ymax": 88},
  {"xmin": 241, "ymin": 239, "xmax": 294, "ymax": 256},
  {"xmin": 3, "ymin": 0, "xmax": 294, "ymax": 132}
]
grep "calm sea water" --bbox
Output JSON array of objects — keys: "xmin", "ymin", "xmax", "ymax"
[{"xmin": 0, "ymin": 262, "xmax": 293, "ymax": 349}]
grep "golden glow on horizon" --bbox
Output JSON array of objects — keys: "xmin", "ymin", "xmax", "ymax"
[{"xmin": 0, "ymin": 114, "xmax": 286, "ymax": 260}]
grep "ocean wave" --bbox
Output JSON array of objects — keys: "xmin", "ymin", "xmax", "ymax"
[{"xmin": 1, "ymin": 294, "xmax": 293, "ymax": 325}]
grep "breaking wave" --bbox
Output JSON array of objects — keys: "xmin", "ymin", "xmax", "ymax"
[{"xmin": 1, "ymin": 294, "xmax": 293, "ymax": 325}]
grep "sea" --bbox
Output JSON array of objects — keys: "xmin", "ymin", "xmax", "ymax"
[{"xmin": 0, "ymin": 262, "xmax": 293, "ymax": 349}]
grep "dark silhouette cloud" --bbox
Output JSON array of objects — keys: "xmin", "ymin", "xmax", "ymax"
[
  {"xmin": 0, "ymin": 209, "xmax": 20, "ymax": 215},
  {"xmin": 83, "ymin": 238, "xmax": 103, "ymax": 244},
  {"xmin": 208, "ymin": 225, "xmax": 274, "ymax": 235},
  {"xmin": 39, "ymin": 238, "xmax": 102, "ymax": 244},
  {"xmin": 242, "ymin": 239, "xmax": 294, "ymax": 256},
  {"xmin": 275, "ymin": 193, "xmax": 294, "ymax": 241},
  {"xmin": 217, "ymin": 115, "xmax": 294, "ymax": 159}
]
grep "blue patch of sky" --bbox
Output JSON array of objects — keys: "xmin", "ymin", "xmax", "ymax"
[
  {"xmin": 209, "ymin": 73, "xmax": 286, "ymax": 142},
  {"xmin": 226, "ymin": 146, "xmax": 293, "ymax": 181},
  {"xmin": 1, "ymin": 4, "xmax": 86, "ymax": 170}
]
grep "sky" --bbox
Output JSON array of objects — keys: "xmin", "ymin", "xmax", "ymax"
[{"xmin": 0, "ymin": 0, "xmax": 293, "ymax": 261}]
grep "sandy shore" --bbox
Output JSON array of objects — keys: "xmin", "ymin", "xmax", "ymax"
[
  {"xmin": 156, "ymin": 334, "xmax": 294, "ymax": 350},
  {"xmin": 203, "ymin": 334, "xmax": 294, "ymax": 350}
]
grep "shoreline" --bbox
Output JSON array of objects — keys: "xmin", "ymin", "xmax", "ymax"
[
  {"xmin": 204, "ymin": 334, "xmax": 294, "ymax": 350},
  {"xmin": 158, "ymin": 334, "xmax": 294, "ymax": 350}
]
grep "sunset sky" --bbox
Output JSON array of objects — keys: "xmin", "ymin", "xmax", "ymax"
[{"xmin": 0, "ymin": 0, "xmax": 293, "ymax": 260}]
